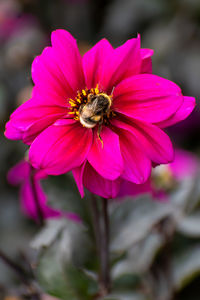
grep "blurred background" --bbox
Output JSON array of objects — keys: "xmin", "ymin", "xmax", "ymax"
[{"xmin": 0, "ymin": 0, "xmax": 200, "ymax": 299}]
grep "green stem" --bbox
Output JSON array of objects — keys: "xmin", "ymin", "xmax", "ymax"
[
  {"xmin": 99, "ymin": 198, "xmax": 111, "ymax": 294},
  {"xmin": 89, "ymin": 195, "xmax": 111, "ymax": 296}
]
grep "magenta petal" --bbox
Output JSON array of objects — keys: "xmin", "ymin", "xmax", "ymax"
[
  {"xmin": 29, "ymin": 120, "xmax": 92, "ymax": 175},
  {"xmin": 72, "ymin": 162, "xmax": 86, "ymax": 198},
  {"xmin": 32, "ymin": 47, "xmax": 72, "ymax": 98},
  {"xmin": 4, "ymin": 90, "xmax": 68, "ymax": 143},
  {"xmin": 87, "ymin": 126, "xmax": 123, "ymax": 180},
  {"xmin": 32, "ymin": 180, "xmax": 66, "ymax": 219},
  {"xmin": 155, "ymin": 96, "xmax": 196, "ymax": 128},
  {"xmin": 7, "ymin": 160, "xmax": 31, "ymax": 185},
  {"xmin": 117, "ymin": 179, "xmax": 152, "ymax": 199},
  {"xmin": 140, "ymin": 48, "xmax": 154, "ymax": 74},
  {"xmin": 170, "ymin": 149, "xmax": 200, "ymax": 180},
  {"xmin": 98, "ymin": 35, "xmax": 141, "ymax": 93},
  {"xmin": 21, "ymin": 178, "xmax": 61, "ymax": 221},
  {"xmin": 83, "ymin": 38, "xmax": 113, "ymax": 89},
  {"xmin": 83, "ymin": 162, "xmax": 121, "ymax": 198},
  {"xmin": 113, "ymin": 74, "xmax": 183, "ymax": 123},
  {"xmin": 116, "ymin": 128, "xmax": 151, "ymax": 184},
  {"xmin": 23, "ymin": 113, "xmax": 69, "ymax": 145},
  {"xmin": 32, "ymin": 85, "xmax": 69, "ymax": 108},
  {"xmin": 112, "ymin": 118, "xmax": 174, "ymax": 164},
  {"xmin": 5, "ymin": 121, "xmax": 24, "ymax": 140},
  {"xmin": 51, "ymin": 29, "xmax": 85, "ymax": 93},
  {"xmin": 20, "ymin": 180, "xmax": 39, "ymax": 220}
]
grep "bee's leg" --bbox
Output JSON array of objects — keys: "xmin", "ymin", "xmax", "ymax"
[{"xmin": 97, "ymin": 121, "xmax": 103, "ymax": 147}]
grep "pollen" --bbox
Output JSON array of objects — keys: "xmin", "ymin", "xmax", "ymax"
[
  {"xmin": 68, "ymin": 84, "xmax": 103, "ymax": 120},
  {"xmin": 67, "ymin": 84, "xmax": 115, "ymax": 133}
]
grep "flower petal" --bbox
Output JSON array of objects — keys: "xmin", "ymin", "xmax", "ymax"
[
  {"xmin": 72, "ymin": 162, "xmax": 86, "ymax": 198},
  {"xmin": 21, "ymin": 178, "xmax": 64, "ymax": 221},
  {"xmin": 5, "ymin": 97, "xmax": 67, "ymax": 143},
  {"xmin": 29, "ymin": 119, "xmax": 92, "ymax": 175},
  {"xmin": 20, "ymin": 180, "xmax": 40, "ymax": 220},
  {"xmin": 112, "ymin": 118, "xmax": 174, "ymax": 164},
  {"xmin": 87, "ymin": 126, "xmax": 123, "ymax": 180},
  {"xmin": 23, "ymin": 113, "xmax": 68, "ymax": 145},
  {"xmin": 117, "ymin": 179, "xmax": 152, "ymax": 199},
  {"xmin": 155, "ymin": 96, "xmax": 196, "ymax": 128},
  {"xmin": 51, "ymin": 29, "xmax": 85, "ymax": 93},
  {"xmin": 116, "ymin": 127, "xmax": 151, "ymax": 183},
  {"xmin": 83, "ymin": 162, "xmax": 121, "ymax": 198},
  {"xmin": 170, "ymin": 149, "xmax": 199, "ymax": 179},
  {"xmin": 140, "ymin": 48, "xmax": 154, "ymax": 74},
  {"xmin": 32, "ymin": 47, "xmax": 73, "ymax": 98},
  {"xmin": 7, "ymin": 160, "xmax": 31, "ymax": 185},
  {"xmin": 113, "ymin": 74, "xmax": 183, "ymax": 123},
  {"xmin": 83, "ymin": 38, "xmax": 113, "ymax": 89},
  {"xmin": 98, "ymin": 35, "xmax": 141, "ymax": 93}
]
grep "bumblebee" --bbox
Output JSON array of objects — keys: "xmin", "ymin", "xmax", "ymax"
[{"xmin": 79, "ymin": 93, "xmax": 112, "ymax": 129}]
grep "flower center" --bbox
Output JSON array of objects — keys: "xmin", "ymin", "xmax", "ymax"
[{"xmin": 68, "ymin": 85, "xmax": 114, "ymax": 128}]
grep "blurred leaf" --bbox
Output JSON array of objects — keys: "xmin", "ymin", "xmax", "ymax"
[
  {"xmin": 31, "ymin": 219, "xmax": 67, "ymax": 249},
  {"xmin": 171, "ymin": 177, "xmax": 200, "ymax": 214},
  {"xmin": 110, "ymin": 197, "xmax": 172, "ymax": 253},
  {"xmin": 33, "ymin": 219, "xmax": 97, "ymax": 299},
  {"xmin": 112, "ymin": 273, "xmax": 141, "ymax": 291},
  {"xmin": 102, "ymin": 291, "xmax": 146, "ymax": 300},
  {"xmin": 172, "ymin": 245, "xmax": 200, "ymax": 291},
  {"xmin": 178, "ymin": 213, "xmax": 200, "ymax": 237},
  {"xmin": 112, "ymin": 232, "xmax": 163, "ymax": 278}
]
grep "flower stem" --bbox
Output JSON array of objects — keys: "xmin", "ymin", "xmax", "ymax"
[
  {"xmin": 99, "ymin": 198, "xmax": 111, "ymax": 294},
  {"xmin": 0, "ymin": 249, "xmax": 41, "ymax": 300},
  {"xmin": 89, "ymin": 195, "xmax": 111, "ymax": 296}
]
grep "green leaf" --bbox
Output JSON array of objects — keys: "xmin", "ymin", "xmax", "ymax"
[
  {"xmin": 33, "ymin": 219, "xmax": 98, "ymax": 299},
  {"xmin": 31, "ymin": 219, "xmax": 67, "ymax": 249},
  {"xmin": 178, "ymin": 213, "xmax": 200, "ymax": 237},
  {"xmin": 102, "ymin": 292, "xmax": 147, "ymax": 300},
  {"xmin": 110, "ymin": 197, "xmax": 172, "ymax": 253},
  {"xmin": 112, "ymin": 232, "xmax": 163, "ymax": 278},
  {"xmin": 172, "ymin": 245, "xmax": 200, "ymax": 291}
]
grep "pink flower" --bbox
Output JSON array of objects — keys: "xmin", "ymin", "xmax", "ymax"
[
  {"xmin": 7, "ymin": 160, "xmax": 81, "ymax": 223},
  {"xmin": 5, "ymin": 30, "xmax": 195, "ymax": 198},
  {"xmin": 118, "ymin": 149, "xmax": 200, "ymax": 200}
]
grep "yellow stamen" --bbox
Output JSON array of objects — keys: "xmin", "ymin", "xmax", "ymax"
[
  {"xmin": 69, "ymin": 102, "xmax": 77, "ymax": 107},
  {"xmin": 95, "ymin": 85, "xmax": 99, "ymax": 94}
]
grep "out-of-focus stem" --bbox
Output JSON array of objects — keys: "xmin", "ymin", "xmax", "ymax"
[
  {"xmin": 89, "ymin": 194, "xmax": 101, "ymax": 260},
  {"xmin": 0, "ymin": 249, "xmax": 41, "ymax": 300},
  {"xmin": 89, "ymin": 195, "xmax": 111, "ymax": 297},
  {"xmin": 0, "ymin": 249, "xmax": 27, "ymax": 283},
  {"xmin": 99, "ymin": 198, "xmax": 111, "ymax": 295}
]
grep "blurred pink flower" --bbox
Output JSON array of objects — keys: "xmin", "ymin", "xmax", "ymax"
[
  {"xmin": 7, "ymin": 160, "xmax": 81, "ymax": 223},
  {"xmin": 5, "ymin": 30, "xmax": 195, "ymax": 198},
  {"xmin": 0, "ymin": 12, "xmax": 37, "ymax": 41},
  {"xmin": 117, "ymin": 149, "xmax": 200, "ymax": 200}
]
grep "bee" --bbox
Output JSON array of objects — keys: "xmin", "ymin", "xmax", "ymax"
[{"xmin": 79, "ymin": 93, "xmax": 112, "ymax": 129}]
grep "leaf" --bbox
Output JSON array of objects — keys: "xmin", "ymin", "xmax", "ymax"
[
  {"xmin": 31, "ymin": 219, "xmax": 67, "ymax": 249},
  {"xmin": 171, "ymin": 176, "xmax": 200, "ymax": 214},
  {"xmin": 112, "ymin": 232, "xmax": 163, "ymax": 278},
  {"xmin": 33, "ymin": 219, "xmax": 97, "ymax": 299},
  {"xmin": 172, "ymin": 245, "xmax": 200, "ymax": 291},
  {"xmin": 102, "ymin": 292, "xmax": 146, "ymax": 300},
  {"xmin": 110, "ymin": 196, "xmax": 172, "ymax": 253},
  {"xmin": 177, "ymin": 213, "xmax": 200, "ymax": 237}
]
